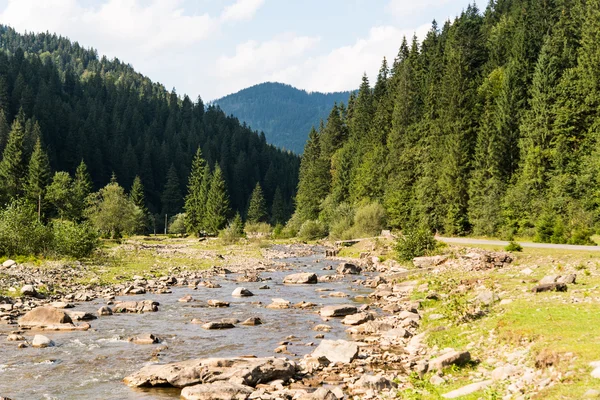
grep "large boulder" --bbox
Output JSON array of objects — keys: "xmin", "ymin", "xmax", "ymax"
[
  {"xmin": 336, "ymin": 263, "xmax": 361, "ymax": 275},
  {"xmin": 319, "ymin": 305, "xmax": 357, "ymax": 317},
  {"xmin": 113, "ymin": 300, "xmax": 159, "ymax": 313},
  {"xmin": 311, "ymin": 339, "xmax": 359, "ymax": 364},
  {"xmin": 283, "ymin": 273, "xmax": 318, "ymax": 284},
  {"xmin": 19, "ymin": 306, "xmax": 84, "ymax": 331},
  {"xmin": 429, "ymin": 350, "xmax": 471, "ymax": 371},
  {"xmin": 232, "ymin": 287, "xmax": 254, "ymax": 297},
  {"xmin": 342, "ymin": 312, "xmax": 373, "ymax": 326},
  {"xmin": 124, "ymin": 357, "xmax": 296, "ymax": 388},
  {"xmin": 32, "ymin": 334, "xmax": 54, "ymax": 348},
  {"xmin": 20, "ymin": 285, "xmax": 37, "ymax": 297},
  {"xmin": 181, "ymin": 382, "xmax": 253, "ymax": 400}
]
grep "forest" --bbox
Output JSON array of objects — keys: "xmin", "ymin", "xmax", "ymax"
[
  {"xmin": 0, "ymin": 25, "xmax": 300, "ymax": 234},
  {"xmin": 214, "ymin": 82, "xmax": 351, "ymax": 154},
  {"xmin": 293, "ymin": 0, "xmax": 600, "ymax": 244}
]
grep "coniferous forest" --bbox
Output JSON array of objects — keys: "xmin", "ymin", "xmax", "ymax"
[
  {"xmin": 0, "ymin": 25, "xmax": 300, "ymax": 234},
  {"xmin": 293, "ymin": 0, "xmax": 600, "ymax": 244}
]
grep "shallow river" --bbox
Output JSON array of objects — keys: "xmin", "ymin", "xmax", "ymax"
[{"xmin": 0, "ymin": 252, "xmax": 374, "ymax": 399}]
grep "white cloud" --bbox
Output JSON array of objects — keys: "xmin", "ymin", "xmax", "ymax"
[
  {"xmin": 221, "ymin": 0, "xmax": 266, "ymax": 22},
  {"xmin": 387, "ymin": 0, "xmax": 455, "ymax": 19}
]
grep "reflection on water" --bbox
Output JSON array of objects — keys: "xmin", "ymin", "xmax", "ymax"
[{"xmin": 0, "ymin": 252, "xmax": 373, "ymax": 399}]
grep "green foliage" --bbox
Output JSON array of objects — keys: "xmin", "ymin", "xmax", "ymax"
[
  {"xmin": 352, "ymin": 202, "xmax": 387, "ymax": 237},
  {"xmin": 396, "ymin": 226, "xmax": 438, "ymax": 261},
  {"xmin": 204, "ymin": 165, "xmax": 230, "ymax": 235},
  {"xmin": 130, "ymin": 175, "xmax": 149, "ymax": 234},
  {"xmin": 504, "ymin": 241, "xmax": 523, "ymax": 252},
  {"xmin": 0, "ymin": 200, "xmax": 51, "ymax": 256},
  {"xmin": 184, "ymin": 148, "xmax": 208, "ymax": 235},
  {"xmin": 219, "ymin": 213, "xmax": 245, "ymax": 244},
  {"xmin": 247, "ymin": 183, "xmax": 268, "ymax": 223},
  {"xmin": 245, "ymin": 222, "xmax": 272, "ymax": 237},
  {"xmin": 161, "ymin": 164, "xmax": 182, "ymax": 216},
  {"xmin": 298, "ymin": 219, "xmax": 327, "ymax": 241},
  {"xmin": 85, "ymin": 182, "xmax": 141, "ymax": 239},
  {"xmin": 24, "ymin": 137, "xmax": 50, "ymax": 208},
  {"xmin": 168, "ymin": 213, "xmax": 187, "ymax": 237},
  {"xmin": 46, "ymin": 171, "xmax": 75, "ymax": 220},
  {"xmin": 0, "ymin": 115, "xmax": 26, "ymax": 202},
  {"xmin": 51, "ymin": 220, "xmax": 98, "ymax": 258}
]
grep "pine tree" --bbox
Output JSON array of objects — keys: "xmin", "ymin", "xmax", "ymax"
[
  {"xmin": 72, "ymin": 160, "xmax": 93, "ymax": 221},
  {"xmin": 24, "ymin": 137, "xmax": 50, "ymax": 215},
  {"xmin": 205, "ymin": 165, "xmax": 230, "ymax": 235},
  {"xmin": 0, "ymin": 109, "xmax": 10, "ymax": 156},
  {"xmin": 184, "ymin": 147, "xmax": 207, "ymax": 235},
  {"xmin": 295, "ymin": 127, "xmax": 329, "ymax": 222},
  {"xmin": 247, "ymin": 182, "xmax": 268, "ymax": 223},
  {"xmin": 0, "ymin": 116, "xmax": 26, "ymax": 202},
  {"xmin": 161, "ymin": 164, "xmax": 182, "ymax": 217},
  {"xmin": 130, "ymin": 175, "xmax": 149, "ymax": 233},
  {"xmin": 271, "ymin": 186, "xmax": 286, "ymax": 225}
]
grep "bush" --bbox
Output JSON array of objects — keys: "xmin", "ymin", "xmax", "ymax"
[
  {"xmin": 353, "ymin": 202, "xmax": 387, "ymax": 237},
  {"xmin": 219, "ymin": 215, "xmax": 245, "ymax": 244},
  {"xmin": 168, "ymin": 213, "xmax": 187, "ymax": 237},
  {"xmin": 51, "ymin": 220, "xmax": 99, "ymax": 258},
  {"xmin": 325, "ymin": 202, "xmax": 355, "ymax": 240},
  {"xmin": 244, "ymin": 222, "xmax": 272, "ymax": 238},
  {"xmin": 396, "ymin": 226, "xmax": 438, "ymax": 261},
  {"xmin": 298, "ymin": 219, "xmax": 327, "ymax": 240},
  {"xmin": 0, "ymin": 200, "xmax": 52, "ymax": 257},
  {"xmin": 504, "ymin": 241, "xmax": 523, "ymax": 252}
]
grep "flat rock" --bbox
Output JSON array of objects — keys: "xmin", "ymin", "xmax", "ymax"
[
  {"xmin": 557, "ymin": 274, "xmax": 577, "ymax": 284},
  {"xmin": 319, "ymin": 305, "xmax": 357, "ymax": 317},
  {"xmin": 2, "ymin": 259, "xmax": 16, "ymax": 268},
  {"xmin": 130, "ymin": 333, "xmax": 161, "ymax": 345},
  {"xmin": 283, "ymin": 273, "xmax": 318, "ymax": 284},
  {"xmin": 311, "ymin": 339, "xmax": 359, "ymax": 364},
  {"xmin": 355, "ymin": 374, "xmax": 396, "ymax": 391},
  {"xmin": 208, "ymin": 300, "xmax": 230, "ymax": 308},
  {"xmin": 531, "ymin": 283, "xmax": 567, "ymax": 293},
  {"xmin": 341, "ymin": 312, "xmax": 373, "ymax": 326},
  {"xmin": 336, "ymin": 262, "xmax": 361, "ymax": 275},
  {"xmin": 124, "ymin": 357, "xmax": 296, "ymax": 388},
  {"xmin": 19, "ymin": 306, "xmax": 74, "ymax": 330},
  {"xmin": 266, "ymin": 299, "xmax": 290, "ymax": 309},
  {"xmin": 20, "ymin": 285, "xmax": 37, "ymax": 297},
  {"xmin": 68, "ymin": 311, "xmax": 97, "ymax": 321},
  {"xmin": 6, "ymin": 334, "xmax": 25, "ymax": 341},
  {"xmin": 181, "ymin": 381, "xmax": 253, "ymax": 400},
  {"xmin": 202, "ymin": 321, "xmax": 235, "ymax": 330},
  {"xmin": 442, "ymin": 380, "xmax": 493, "ymax": 398},
  {"xmin": 179, "ymin": 295, "xmax": 194, "ymax": 303},
  {"xmin": 232, "ymin": 287, "xmax": 254, "ymax": 297},
  {"xmin": 429, "ymin": 350, "xmax": 471, "ymax": 371},
  {"xmin": 49, "ymin": 301, "xmax": 73, "ymax": 309},
  {"xmin": 240, "ymin": 317, "xmax": 262, "ymax": 326},
  {"xmin": 113, "ymin": 300, "xmax": 159, "ymax": 313},
  {"xmin": 413, "ymin": 255, "xmax": 447, "ymax": 268},
  {"xmin": 32, "ymin": 334, "xmax": 54, "ymax": 348}
]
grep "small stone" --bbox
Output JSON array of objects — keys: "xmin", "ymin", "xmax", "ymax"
[
  {"xmin": 283, "ymin": 273, "xmax": 318, "ymax": 284},
  {"xmin": 207, "ymin": 300, "xmax": 230, "ymax": 307},
  {"xmin": 98, "ymin": 306, "xmax": 113, "ymax": 316},
  {"xmin": 241, "ymin": 317, "xmax": 262, "ymax": 326},
  {"xmin": 178, "ymin": 295, "xmax": 194, "ymax": 303},
  {"xmin": 20, "ymin": 285, "xmax": 37, "ymax": 296},
  {"xmin": 130, "ymin": 333, "xmax": 160, "ymax": 345},
  {"xmin": 7, "ymin": 334, "xmax": 25, "ymax": 341},
  {"xmin": 429, "ymin": 350, "xmax": 471, "ymax": 371},
  {"xmin": 32, "ymin": 335, "xmax": 54, "ymax": 348},
  {"xmin": 2, "ymin": 259, "xmax": 16, "ymax": 268},
  {"xmin": 336, "ymin": 262, "xmax": 361, "ymax": 275},
  {"xmin": 232, "ymin": 287, "xmax": 254, "ymax": 297},
  {"xmin": 202, "ymin": 321, "xmax": 235, "ymax": 330},
  {"xmin": 430, "ymin": 375, "xmax": 445, "ymax": 385},
  {"xmin": 319, "ymin": 305, "xmax": 357, "ymax": 317}
]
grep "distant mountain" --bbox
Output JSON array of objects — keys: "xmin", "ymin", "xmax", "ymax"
[{"xmin": 213, "ymin": 82, "xmax": 351, "ymax": 153}]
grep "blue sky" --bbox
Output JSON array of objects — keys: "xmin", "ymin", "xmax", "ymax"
[{"xmin": 0, "ymin": 0, "xmax": 473, "ymax": 100}]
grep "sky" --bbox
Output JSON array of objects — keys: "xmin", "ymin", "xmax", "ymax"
[{"xmin": 0, "ymin": 0, "xmax": 473, "ymax": 101}]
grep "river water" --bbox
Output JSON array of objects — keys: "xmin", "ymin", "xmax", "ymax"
[{"xmin": 0, "ymin": 252, "xmax": 373, "ymax": 400}]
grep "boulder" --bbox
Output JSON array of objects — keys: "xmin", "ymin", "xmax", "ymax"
[
  {"xmin": 266, "ymin": 299, "xmax": 290, "ymax": 309},
  {"xmin": 240, "ymin": 317, "xmax": 262, "ymax": 326},
  {"xmin": 124, "ymin": 357, "xmax": 296, "ymax": 388},
  {"xmin": 531, "ymin": 283, "xmax": 567, "ymax": 293},
  {"xmin": 179, "ymin": 295, "xmax": 194, "ymax": 303},
  {"xmin": 98, "ymin": 306, "xmax": 113, "ymax": 316},
  {"xmin": 232, "ymin": 287, "xmax": 254, "ymax": 297},
  {"xmin": 413, "ymin": 255, "xmax": 447, "ymax": 269},
  {"xmin": 6, "ymin": 334, "xmax": 25, "ymax": 341},
  {"xmin": 429, "ymin": 350, "xmax": 471, "ymax": 371},
  {"xmin": 319, "ymin": 305, "xmax": 357, "ymax": 317},
  {"xmin": 130, "ymin": 333, "xmax": 161, "ymax": 345},
  {"xmin": 341, "ymin": 312, "xmax": 374, "ymax": 326},
  {"xmin": 181, "ymin": 382, "xmax": 253, "ymax": 400},
  {"xmin": 557, "ymin": 274, "xmax": 577, "ymax": 284},
  {"xmin": 355, "ymin": 374, "xmax": 396, "ymax": 391},
  {"xmin": 336, "ymin": 263, "xmax": 361, "ymax": 275},
  {"xmin": 68, "ymin": 311, "xmax": 97, "ymax": 321},
  {"xmin": 2, "ymin": 259, "xmax": 16, "ymax": 268},
  {"xmin": 283, "ymin": 273, "xmax": 318, "ymax": 284},
  {"xmin": 20, "ymin": 285, "xmax": 37, "ymax": 297},
  {"xmin": 113, "ymin": 300, "xmax": 159, "ymax": 313},
  {"xmin": 19, "ymin": 306, "xmax": 74, "ymax": 330},
  {"xmin": 49, "ymin": 301, "xmax": 73, "ymax": 309},
  {"xmin": 202, "ymin": 322, "xmax": 235, "ymax": 330},
  {"xmin": 539, "ymin": 275, "xmax": 559, "ymax": 284},
  {"xmin": 32, "ymin": 334, "xmax": 54, "ymax": 348},
  {"xmin": 297, "ymin": 387, "xmax": 337, "ymax": 400},
  {"xmin": 311, "ymin": 339, "xmax": 359, "ymax": 364},
  {"xmin": 207, "ymin": 300, "xmax": 230, "ymax": 308}
]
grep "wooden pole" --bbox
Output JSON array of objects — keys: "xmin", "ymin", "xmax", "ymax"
[{"xmin": 164, "ymin": 214, "xmax": 167, "ymax": 235}]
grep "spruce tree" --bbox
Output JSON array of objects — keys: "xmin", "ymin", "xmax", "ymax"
[
  {"xmin": 72, "ymin": 160, "xmax": 93, "ymax": 221},
  {"xmin": 184, "ymin": 147, "xmax": 207, "ymax": 235},
  {"xmin": 247, "ymin": 182, "xmax": 268, "ymax": 223},
  {"xmin": 161, "ymin": 164, "xmax": 182, "ymax": 217},
  {"xmin": 24, "ymin": 137, "xmax": 50, "ymax": 214},
  {"xmin": 271, "ymin": 186, "xmax": 286, "ymax": 225},
  {"xmin": 0, "ymin": 109, "xmax": 9, "ymax": 156},
  {"xmin": 205, "ymin": 165, "xmax": 230, "ymax": 235},
  {"xmin": 130, "ymin": 175, "xmax": 149, "ymax": 233},
  {"xmin": 0, "ymin": 116, "xmax": 26, "ymax": 202}
]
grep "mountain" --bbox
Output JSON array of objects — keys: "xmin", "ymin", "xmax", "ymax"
[
  {"xmin": 213, "ymin": 82, "xmax": 351, "ymax": 153},
  {"xmin": 294, "ymin": 1, "xmax": 600, "ymax": 245},
  {"xmin": 0, "ymin": 25, "xmax": 300, "ymax": 224}
]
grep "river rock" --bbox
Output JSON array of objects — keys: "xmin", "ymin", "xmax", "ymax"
[
  {"xmin": 557, "ymin": 274, "xmax": 577, "ymax": 284},
  {"xmin": 429, "ymin": 350, "xmax": 471, "ymax": 371},
  {"xmin": 202, "ymin": 321, "xmax": 235, "ymax": 330},
  {"xmin": 207, "ymin": 300, "xmax": 230, "ymax": 307},
  {"xmin": 266, "ymin": 299, "xmax": 290, "ymax": 309},
  {"xmin": 203, "ymin": 281, "xmax": 222, "ymax": 288},
  {"xmin": 179, "ymin": 295, "xmax": 194, "ymax": 303},
  {"xmin": 531, "ymin": 283, "xmax": 567, "ymax": 293},
  {"xmin": 442, "ymin": 380, "xmax": 493, "ymax": 398},
  {"xmin": 354, "ymin": 374, "xmax": 396, "ymax": 391},
  {"xmin": 232, "ymin": 287, "xmax": 254, "ymax": 297},
  {"xmin": 240, "ymin": 317, "xmax": 262, "ymax": 326},
  {"xmin": 336, "ymin": 263, "xmax": 361, "ymax": 275},
  {"xmin": 50, "ymin": 301, "xmax": 73, "ymax": 309},
  {"xmin": 342, "ymin": 312, "xmax": 373, "ymax": 326},
  {"xmin": 347, "ymin": 320, "xmax": 393, "ymax": 335},
  {"xmin": 98, "ymin": 306, "xmax": 113, "ymax": 316},
  {"xmin": 20, "ymin": 285, "xmax": 37, "ymax": 297},
  {"xmin": 32, "ymin": 335, "xmax": 54, "ymax": 348},
  {"xmin": 311, "ymin": 339, "xmax": 359, "ymax": 364},
  {"xmin": 413, "ymin": 255, "xmax": 447, "ymax": 269},
  {"xmin": 6, "ymin": 334, "xmax": 25, "ymax": 341},
  {"xmin": 68, "ymin": 311, "xmax": 97, "ymax": 321},
  {"xmin": 181, "ymin": 381, "xmax": 253, "ymax": 400},
  {"xmin": 283, "ymin": 273, "xmax": 318, "ymax": 284},
  {"xmin": 319, "ymin": 305, "xmax": 357, "ymax": 317},
  {"xmin": 130, "ymin": 333, "xmax": 161, "ymax": 345},
  {"xmin": 19, "ymin": 306, "xmax": 74, "ymax": 330},
  {"xmin": 297, "ymin": 387, "xmax": 337, "ymax": 400},
  {"xmin": 113, "ymin": 300, "xmax": 159, "ymax": 313},
  {"xmin": 124, "ymin": 357, "xmax": 296, "ymax": 388},
  {"xmin": 2, "ymin": 259, "xmax": 16, "ymax": 268}
]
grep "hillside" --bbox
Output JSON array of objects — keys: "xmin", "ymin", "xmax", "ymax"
[
  {"xmin": 293, "ymin": 0, "xmax": 600, "ymax": 244},
  {"xmin": 0, "ymin": 25, "xmax": 300, "ymax": 225},
  {"xmin": 213, "ymin": 82, "xmax": 351, "ymax": 153}
]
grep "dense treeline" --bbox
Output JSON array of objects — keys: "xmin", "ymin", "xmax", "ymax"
[
  {"xmin": 294, "ymin": 0, "xmax": 600, "ymax": 244},
  {"xmin": 214, "ymin": 82, "xmax": 351, "ymax": 154},
  {"xmin": 0, "ymin": 25, "xmax": 300, "ymax": 230}
]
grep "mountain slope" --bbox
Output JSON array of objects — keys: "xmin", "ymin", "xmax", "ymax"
[
  {"xmin": 0, "ymin": 25, "xmax": 300, "ymax": 223},
  {"xmin": 213, "ymin": 82, "xmax": 351, "ymax": 153}
]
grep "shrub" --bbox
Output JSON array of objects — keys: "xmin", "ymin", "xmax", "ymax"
[
  {"xmin": 281, "ymin": 213, "xmax": 303, "ymax": 238},
  {"xmin": 0, "ymin": 200, "xmax": 52, "ymax": 257},
  {"xmin": 396, "ymin": 226, "xmax": 438, "ymax": 261},
  {"xmin": 219, "ymin": 215, "xmax": 245, "ymax": 244},
  {"xmin": 244, "ymin": 222, "xmax": 272, "ymax": 238},
  {"xmin": 504, "ymin": 241, "xmax": 523, "ymax": 252},
  {"xmin": 298, "ymin": 219, "xmax": 327, "ymax": 240},
  {"xmin": 168, "ymin": 213, "xmax": 187, "ymax": 237},
  {"xmin": 325, "ymin": 202, "xmax": 355, "ymax": 240},
  {"xmin": 51, "ymin": 220, "xmax": 99, "ymax": 258},
  {"xmin": 353, "ymin": 202, "xmax": 386, "ymax": 237}
]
